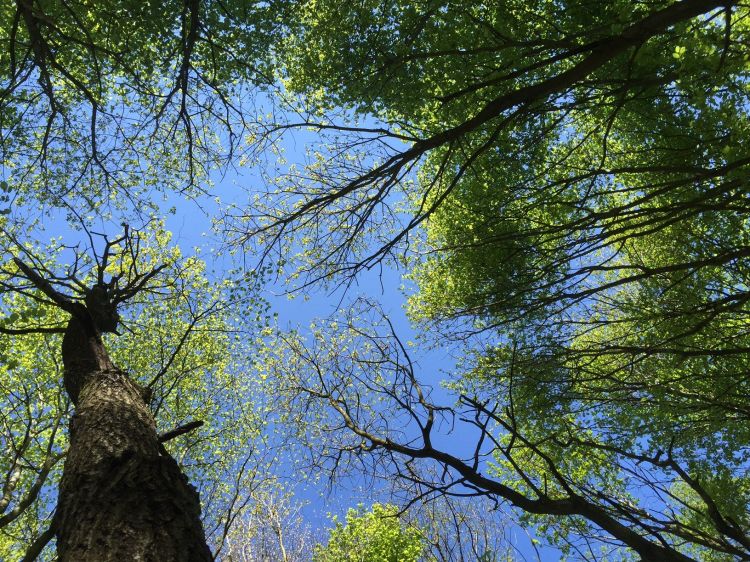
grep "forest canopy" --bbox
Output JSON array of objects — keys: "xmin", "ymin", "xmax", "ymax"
[{"xmin": 1, "ymin": 0, "xmax": 749, "ymax": 561}]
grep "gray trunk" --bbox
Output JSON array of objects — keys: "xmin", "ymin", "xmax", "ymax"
[{"xmin": 55, "ymin": 317, "xmax": 212, "ymax": 561}]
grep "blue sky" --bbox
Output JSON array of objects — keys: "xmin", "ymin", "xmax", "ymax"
[
  {"xmin": 14, "ymin": 103, "xmax": 562, "ymax": 560},
  {"xmin": 154, "ymin": 153, "xmax": 563, "ymax": 559}
]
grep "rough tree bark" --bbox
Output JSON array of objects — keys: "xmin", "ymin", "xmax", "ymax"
[
  {"xmin": 56, "ymin": 314, "xmax": 212, "ymax": 561},
  {"xmin": 14, "ymin": 258, "xmax": 213, "ymax": 561}
]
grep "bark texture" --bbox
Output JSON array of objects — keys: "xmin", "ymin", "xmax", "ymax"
[{"xmin": 56, "ymin": 315, "xmax": 212, "ymax": 561}]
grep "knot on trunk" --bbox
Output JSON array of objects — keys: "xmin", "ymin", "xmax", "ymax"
[{"xmin": 84, "ymin": 284, "xmax": 120, "ymax": 334}]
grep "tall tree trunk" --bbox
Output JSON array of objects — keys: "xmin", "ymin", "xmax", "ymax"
[{"xmin": 55, "ymin": 316, "xmax": 212, "ymax": 561}]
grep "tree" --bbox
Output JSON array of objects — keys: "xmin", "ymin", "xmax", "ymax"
[
  {"xmin": 0, "ymin": 0, "xmax": 290, "ymax": 201},
  {"xmin": 408, "ymin": 495, "xmax": 518, "ymax": 562},
  {"xmin": 0, "ymin": 223, "xmax": 269, "ymax": 560},
  {"xmin": 224, "ymin": 485, "xmax": 315, "ymax": 562},
  {"xmin": 2, "ymin": 226, "xmax": 207, "ymax": 559},
  {"xmin": 262, "ymin": 296, "xmax": 750, "ymax": 560},
  {"xmin": 241, "ymin": 1, "xmax": 750, "ymax": 560},
  {"xmin": 244, "ymin": 0, "xmax": 744, "ymax": 280},
  {"xmin": 3, "ymin": 0, "xmax": 749, "ymax": 558},
  {"xmin": 0, "ymin": 2, "xmax": 287, "ymax": 557},
  {"xmin": 313, "ymin": 503, "xmax": 424, "ymax": 562}
]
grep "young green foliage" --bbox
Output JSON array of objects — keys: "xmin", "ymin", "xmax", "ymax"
[
  {"xmin": 0, "ymin": 223, "xmax": 271, "ymax": 559},
  {"xmin": 314, "ymin": 504, "xmax": 424, "ymax": 562},
  {"xmin": 0, "ymin": 0, "xmax": 293, "ymax": 208},
  {"xmin": 251, "ymin": 2, "xmax": 750, "ymax": 558}
]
